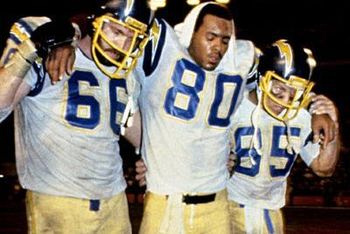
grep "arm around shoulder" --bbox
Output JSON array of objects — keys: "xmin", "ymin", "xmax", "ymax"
[
  {"xmin": 308, "ymin": 94, "xmax": 341, "ymax": 177},
  {"xmin": 0, "ymin": 67, "xmax": 32, "ymax": 122},
  {"xmin": 123, "ymin": 110, "xmax": 142, "ymax": 149},
  {"xmin": 310, "ymin": 129, "xmax": 341, "ymax": 177},
  {"xmin": 0, "ymin": 17, "xmax": 42, "ymax": 121}
]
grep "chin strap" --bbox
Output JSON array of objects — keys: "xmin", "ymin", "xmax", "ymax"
[
  {"xmin": 248, "ymin": 89, "xmax": 263, "ymax": 165},
  {"xmin": 120, "ymin": 96, "xmax": 133, "ymax": 136},
  {"xmin": 284, "ymin": 119, "xmax": 295, "ymax": 155}
]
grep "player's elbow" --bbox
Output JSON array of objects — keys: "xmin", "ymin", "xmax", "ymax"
[
  {"xmin": 0, "ymin": 105, "xmax": 13, "ymax": 123},
  {"xmin": 313, "ymin": 170, "xmax": 333, "ymax": 178},
  {"xmin": 311, "ymin": 159, "xmax": 337, "ymax": 177},
  {"xmin": 312, "ymin": 166, "xmax": 335, "ymax": 177}
]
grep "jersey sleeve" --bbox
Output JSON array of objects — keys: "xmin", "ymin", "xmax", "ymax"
[
  {"xmin": 245, "ymin": 47, "xmax": 262, "ymax": 91},
  {"xmin": 140, "ymin": 18, "xmax": 167, "ymax": 77},
  {"xmin": 299, "ymin": 139, "xmax": 320, "ymax": 166},
  {"xmin": 298, "ymin": 111, "xmax": 320, "ymax": 166},
  {"xmin": 126, "ymin": 72, "xmax": 141, "ymax": 113},
  {"xmin": 235, "ymin": 40, "xmax": 255, "ymax": 70},
  {"xmin": 0, "ymin": 17, "xmax": 50, "ymax": 88},
  {"xmin": 0, "ymin": 17, "xmax": 50, "ymax": 66}
]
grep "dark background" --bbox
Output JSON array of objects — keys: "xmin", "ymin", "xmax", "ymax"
[{"xmin": 0, "ymin": 0, "xmax": 350, "ymax": 204}]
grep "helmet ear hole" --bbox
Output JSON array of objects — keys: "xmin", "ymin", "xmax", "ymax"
[{"xmin": 257, "ymin": 39, "xmax": 316, "ymax": 121}]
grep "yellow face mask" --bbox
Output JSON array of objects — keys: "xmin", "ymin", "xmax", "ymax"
[
  {"xmin": 259, "ymin": 71, "xmax": 314, "ymax": 121},
  {"xmin": 91, "ymin": 14, "xmax": 149, "ymax": 79}
]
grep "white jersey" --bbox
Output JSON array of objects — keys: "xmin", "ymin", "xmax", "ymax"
[
  {"xmin": 227, "ymin": 92, "xmax": 320, "ymax": 209},
  {"xmin": 135, "ymin": 19, "xmax": 255, "ymax": 194},
  {"xmin": 2, "ymin": 18, "xmax": 129, "ymax": 199}
]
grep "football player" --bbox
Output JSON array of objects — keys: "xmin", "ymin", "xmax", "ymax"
[
  {"xmin": 0, "ymin": 0, "xmax": 153, "ymax": 233},
  {"xmin": 227, "ymin": 39, "xmax": 340, "ymax": 233},
  {"xmin": 43, "ymin": 1, "xmax": 338, "ymax": 233},
  {"xmin": 135, "ymin": 3, "xmax": 254, "ymax": 233},
  {"xmin": 134, "ymin": 39, "xmax": 340, "ymax": 234},
  {"xmin": 134, "ymin": 3, "xmax": 337, "ymax": 233}
]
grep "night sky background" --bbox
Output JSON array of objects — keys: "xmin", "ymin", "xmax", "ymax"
[{"xmin": 0, "ymin": 0, "xmax": 349, "ymax": 197}]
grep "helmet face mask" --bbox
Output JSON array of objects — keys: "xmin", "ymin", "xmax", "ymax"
[
  {"xmin": 91, "ymin": 0, "xmax": 154, "ymax": 79},
  {"xmin": 260, "ymin": 71, "xmax": 314, "ymax": 121},
  {"xmin": 258, "ymin": 39, "xmax": 316, "ymax": 121}
]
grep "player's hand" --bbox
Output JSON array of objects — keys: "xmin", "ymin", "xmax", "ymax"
[
  {"xmin": 309, "ymin": 94, "xmax": 339, "ymax": 148},
  {"xmin": 311, "ymin": 114, "xmax": 337, "ymax": 148},
  {"xmin": 309, "ymin": 94, "xmax": 338, "ymax": 123},
  {"xmin": 227, "ymin": 153, "xmax": 236, "ymax": 176},
  {"xmin": 31, "ymin": 19, "xmax": 76, "ymax": 59},
  {"xmin": 135, "ymin": 159, "xmax": 147, "ymax": 186},
  {"xmin": 30, "ymin": 19, "xmax": 79, "ymax": 84},
  {"xmin": 45, "ymin": 45, "xmax": 76, "ymax": 85}
]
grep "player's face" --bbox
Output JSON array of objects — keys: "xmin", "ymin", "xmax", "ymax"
[
  {"xmin": 264, "ymin": 79, "xmax": 297, "ymax": 115},
  {"xmin": 189, "ymin": 14, "xmax": 232, "ymax": 71},
  {"xmin": 98, "ymin": 17, "xmax": 135, "ymax": 61}
]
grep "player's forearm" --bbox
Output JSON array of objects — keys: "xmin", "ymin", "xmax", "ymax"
[
  {"xmin": 311, "ymin": 135, "xmax": 340, "ymax": 177},
  {"xmin": 0, "ymin": 35, "xmax": 38, "ymax": 109},
  {"xmin": 123, "ymin": 111, "xmax": 142, "ymax": 149},
  {"xmin": 0, "ymin": 68, "xmax": 24, "ymax": 109},
  {"xmin": 0, "ymin": 74, "xmax": 19, "ymax": 122},
  {"xmin": 0, "ymin": 71, "xmax": 32, "ymax": 123}
]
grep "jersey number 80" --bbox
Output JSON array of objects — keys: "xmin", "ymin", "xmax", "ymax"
[{"xmin": 164, "ymin": 58, "xmax": 243, "ymax": 127}]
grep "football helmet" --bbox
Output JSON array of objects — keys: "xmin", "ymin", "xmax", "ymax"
[
  {"xmin": 91, "ymin": 0, "xmax": 154, "ymax": 79},
  {"xmin": 258, "ymin": 39, "xmax": 316, "ymax": 121}
]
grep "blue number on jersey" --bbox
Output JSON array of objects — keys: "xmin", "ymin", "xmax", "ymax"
[
  {"xmin": 66, "ymin": 71, "xmax": 100, "ymax": 129},
  {"xmin": 65, "ymin": 70, "xmax": 126, "ymax": 135},
  {"xmin": 164, "ymin": 59, "xmax": 205, "ymax": 120},
  {"xmin": 234, "ymin": 125, "xmax": 301, "ymax": 177},
  {"xmin": 164, "ymin": 58, "xmax": 242, "ymax": 127},
  {"xmin": 234, "ymin": 126, "xmax": 262, "ymax": 176},
  {"xmin": 209, "ymin": 73, "xmax": 243, "ymax": 127},
  {"xmin": 270, "ymin": 126, "xmax": 300, "ymax": 177},
  {"xmin": 109, "ymin": 79, "xmax": 127, "ymax": 135}
]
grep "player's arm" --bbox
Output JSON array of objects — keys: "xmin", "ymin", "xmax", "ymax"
[
  {"xmin": 309, "ymin": 95, "xmax": 340, "ymax": 177},
  {"xmin": 0, "ymin": 18, "xmax": 45, "ymax": 122},
  {"xmin": 245, "ymin": 46, "xmax": 261, "ymax": 91},
  {"xmin": 0, "ymin": 17, "xmax": 77, "ymax": 122},
  {"xmin": 123, "ymin": 106, "xmax": 144, "ymax": 185},
  {"xmin": 121, "ymin": 70, "xmax": 142, "ymax": 149},
  {"xmin": 135, "ymin": 158, "xmax": 147, "ymax": 186},
  {"xmin": 0, "ymin": 68, "xmax": 32, "ymax": 122},
  {"xmin": 45, "ymin": 45, "xmax": 76, "ymax": 85},
  {"xmin": 310, "ymin": 131, "xmax": 340, "ymax": 177},
  {"xmin": 123, "ymin": 110, "xmax": 142, "ymax": 149},
  {"xmin": 227, "ymin": 152, "xmax": 236, "ymax": 176},
  {"xmin": 45, "ymin": 22, "xmax": 80, "ymax": 84},
  {"xmin": 23, "ymin": 18, "xmax": 79, "ymax": 85}
]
